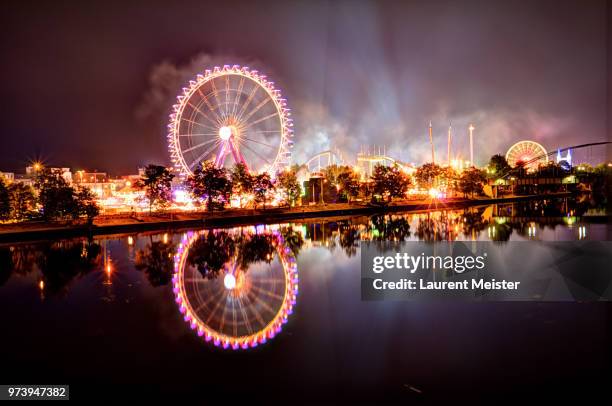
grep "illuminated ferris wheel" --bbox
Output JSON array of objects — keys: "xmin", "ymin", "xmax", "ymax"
[
  {"xmin": 173, "ymin": 229, "xmax": 298, "ymax": 350},
  {"xmin": 505, "ymin": 140, "xmax": 548, "ymax": 171},
  {"xmin": 167, "ymin": 65, "xmax": 293, "ymax": 177}
]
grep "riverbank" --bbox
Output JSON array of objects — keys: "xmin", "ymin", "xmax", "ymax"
[{"xmin": 0, "ymin": 193, "xmax": 572, "ymax": 242}]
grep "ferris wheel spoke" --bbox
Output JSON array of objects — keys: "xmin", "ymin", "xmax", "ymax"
[
  {"xmin": 242, "ymin": 292, "xmax": 267, "ymax": 328},
  {"xmin": 178, "ymin": 132, "xmax": 219, "ymax": 137},
  {"xmin": 240, "ymin": 136, "xmax": 277, "ymax": 149},
  {"xmin": 218, "ymin": 297, "xmax": 231, "ymax": 333},
  {"xmin": 249, "ymin": 284, "xmax": 284, "ymax": 300},
  {"xmin": 235, "ymin": 85, "xmax": 259, "ymax": 123},
  {"xmin": 231, "ymin": 297, "xmax": 238, "ymax": 337},
  {"xmin": 205, "ymin": 289, "xmax": 229, "ymax": 325},
  {"xmin": 210, "ymin": 79, "xmax": 226, "ymax": 121},
  {"xmin": 231, "ymin": 76, "xmax": 246, "ymax": 117},
  {"xmin": 197, "ymin": 88, "xmax": 224, "ymax": 125},
  {"xmin": 238, "ymin": 142, "xmax": 272, "ymax": 166},
  {"xmin": 237, "ymin": 97, "xmax": 271, "ymax": 124},
  {"xmin": 240, "ymin": 111, "xmax": 279, "ymax": 129},
  {"xmin": 187, "ymin": 101, "xmax": 221, "ymax": 129},
  {"xmin": 180, "ymin": 118, "xmax": 217, "ymax": 132},
  {"xmin": 235, "ymin": 295, "xmax": 254, "ymax": 335},
  {"xmin": 224, "ymin": 75, "xmax": 231, "ymax": 119},
  {"xmin": 189, "ymin": 142, "xmax": 221, "ymax": 169},
  {"xmin": 247, "ymin": 287, "xmax": 280, "ymax": 314},
  {"xmin": 181, "ymin": 138, "xmax": 218, "ymax": 154},
  {"xmin": 198, "ymin": 277, "xmax": 229, "ymax": 307},
  {"xmin": 250, "ymin": 129, "xmax": 281, "ymax": 134}
]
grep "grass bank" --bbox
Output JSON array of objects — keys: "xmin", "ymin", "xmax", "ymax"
[{"xmin": 0, "ymin": 193, "xmax": 572, "ymax": 243}]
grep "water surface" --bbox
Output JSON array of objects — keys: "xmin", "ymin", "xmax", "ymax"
[{"xmin": 1, "ymin": 199, "xmax": 610, "ymax": 402}]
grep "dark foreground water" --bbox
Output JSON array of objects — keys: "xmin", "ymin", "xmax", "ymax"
[{"xmin": 1, "ymin": 199, "xmax": 611, "ymax": 403}]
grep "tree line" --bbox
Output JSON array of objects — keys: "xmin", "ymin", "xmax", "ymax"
[
  {"xmin": 0, "ymin": 169, "xmax": 99, "ymax": 223},
  {"xmin": 140, "ymin": 159, "xmax": 493, "ymax": 212},
  {"xmin": 6, "ymin": 152, "xmax": 599, "ymax": 223},
  {"xmin": 141, "ymin": 162, "xmax": 302, "ymax": 213}
]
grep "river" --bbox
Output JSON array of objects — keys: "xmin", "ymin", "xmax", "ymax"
[{"xmin": 0, "ymin": 198, "xmax": 610, "ymax": 402}]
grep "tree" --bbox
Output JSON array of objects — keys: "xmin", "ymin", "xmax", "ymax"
[
  {"xmin": 140, "ymin": 164, "xmax": 175, "ymax": 214},
  {"xmin": 459, "ymin": 168, "xmax": 486, "ymax": 198},
  {"xmin": 252, "ymin": 173, "xmax": 274, "ymax": 209},
  {"xmin": 462, "ymin": 208, "xmax": 487, "ymax": 237},
  {"xmin": 0, "ymin": 246, "xmax": 14, "ymax": 286},
  {"xmin": 415, "ymin": 163, "xmax": 442, "ymax": 190},
  {"xmin": 387, "ymin": 165, "xmax": 412, "ymax": 200},
  {"xmin": 439, "ymin": 167, "xmax": 459, "ymax": 196},
  {"xmin": 0, "ymin": 178, "xmax": 9, "ymax": 220},
  {"xmin": 338, "ymin": 224, "xmax": 359, "ymax": 257},
  {"xmin": 321, "ymin": 165, "xmax": 354, "ymax": 202},
  {"xmin": 187, "ymin": 231, "xmax": 236, "ymax": 279},
  {"xmin": 488, "ymin": 154, "xmax": 511, "ymax": 177},
  {"xmin": 321, "ymin": 165, "xmax": 346, "ymax": 187},
  {"xmin": 276, "ymin": 169, "xmax": 301, "ymax": 207},
  {"xmin": 230, "ymin": 163, "xmax": 254, "ymax": 208},
  {"xmin": 35, "ymin": 169, "xmax": 79, "ymax": 221},
  {"xmin": 36, "ymin": 240, "xmax": 101, "ymax": 296},
  {"xmin": 74, "ymin": 186, "xmax": 100, "ymax": 225},
  {"xmin": 186, "ymin": 161, "xmax": 231, "ymax": 212},
  {"xmin": 34, "ymin": 170, "xmax": 100, "ymax": 223},
  {"xmin": 281, "ymin": 225, "xmax": 304, "ymax": 256},
  {"xmin": 8, "ymin": 183, "xmax": 36, "ymax": 220},
  {"xmin": 371, "ymin": 164, "xmax": 411, "ymax": 202},
  {"xmin": 371, "ymin": 215, "xmax": 411, "ymax": 241},
  {"xmin": 135, "ymin": 239, "xmax": 176, "ymax": 287},
  {"xmin": 236, "ymin": 233, "xmax": 275, "ymax": 269},
  {"xmin": 337, "ymin": 170, "xmax": 360, "ymax": 202},
  {"xmin": 371, "ymin": 165, "xmax": 392, "ymax": 201}
]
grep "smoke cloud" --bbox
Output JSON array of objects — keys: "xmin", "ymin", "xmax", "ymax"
[{"xmin": 136, "ymin": 48, "xmax": 599, "ymax": 170}]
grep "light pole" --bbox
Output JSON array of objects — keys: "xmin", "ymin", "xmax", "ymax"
[
  {"xmin": 429, "ymin": 121, "xmax": 435, "ymax": 164},
  {"xmin": 468, "ymin": 123, "xmax": 475, "ymax": 167},
  {"xmin": 447, "ymin": 125, "xmax": 452, "ymax": 167}
]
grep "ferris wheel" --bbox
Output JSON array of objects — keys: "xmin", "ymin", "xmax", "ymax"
[
  {"xmin": 173, "ymin": 228, "xmax": 298, "ymax": 350},
  {"xmin": 505, "ymin": 140, "xmax": 548, "ymax": 171},
  {"xmin": 167, "ymin": 65, "xmax": 293, "ymax": 177}
]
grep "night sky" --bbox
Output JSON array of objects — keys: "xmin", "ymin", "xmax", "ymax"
[{"xmin": 0, "ymin": 0, "xmax": 609, "ymax": 174}]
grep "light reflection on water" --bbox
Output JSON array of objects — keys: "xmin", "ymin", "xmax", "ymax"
[
  {"xmin": 0, "ymin": 198, "xmax": 611, "ymax": 399},
  {"xmin": 0, "ymin": 198, "xmax": 609, "ymax": 348},
  {"xmin": 1, "ymin": 199, "xmax": 608, "ymax": 295},
  {"xmin": 173, "ymin": 227, "xmax": 298, "ymax": 349}
]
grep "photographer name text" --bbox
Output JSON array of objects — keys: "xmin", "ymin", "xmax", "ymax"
[{"xmin": 371, "ymin": 252, "xmax": 520, "ymax": 291}]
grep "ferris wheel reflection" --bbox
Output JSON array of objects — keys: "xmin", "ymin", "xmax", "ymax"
[{"xmin": 172, "ymin": 226, "xmax": 298, "ymax": 350}]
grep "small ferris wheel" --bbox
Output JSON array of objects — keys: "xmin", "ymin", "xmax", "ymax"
[{"xmin": 505, "ymin": 140, "xmax": 548, "ymax": 171}]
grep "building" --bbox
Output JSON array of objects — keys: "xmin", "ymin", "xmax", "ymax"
[
  {"xmin": 0, "ymin": 172, "xmax": 14, "ymax": 183},
  {"xmin": 25, "ymin": 166, "xmax": 72, "ymax": 184},
  {"xmin": 73, "ymin": 171, "xmax": 115, "ymax": 198}
]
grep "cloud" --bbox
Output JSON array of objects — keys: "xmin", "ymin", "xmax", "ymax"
[
  {"xmin": 136, "ymin": 50, "xmax": 591, "ymax": 170},
  {"xmin": 135, "ymin": 53, "xmax": 264, "ymax": 126}
]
